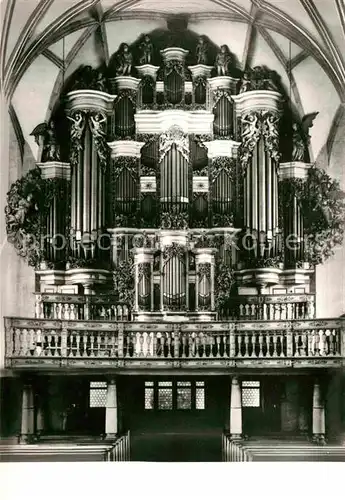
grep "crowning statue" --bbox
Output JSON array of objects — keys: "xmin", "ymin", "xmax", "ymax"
[
  {"xmin": 116, "ymin": 43, "xmax": 133, "ymax": 76},
  {"xmin": 139, "ymin": 34, "xmax": 153, "ymax": 64},
  {"xmin": 291, "ymin": 112, "xmax": 319, "ymax": 162},
  {"xmin": 215, "ymin": 45, "xmax": 232, "ymax": 76},
  {"xmin": 195, "ymin": 36, "xmax": 208, "ymax": 65},
  {"xmin": 239, "ymin": 72, "xmax": 251, "ymax": 93},
  {"xmin": 291, "ymin": 123, "xmax": 305, "ymax": 161},
  {"xmin": 30, "ymin": 120, "xmax": 61, "ymax": 161}
]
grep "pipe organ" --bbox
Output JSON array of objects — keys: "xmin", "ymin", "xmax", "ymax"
[{"xmin": 33, "ymin": 34, "xmax": 315, "ymax": 317}]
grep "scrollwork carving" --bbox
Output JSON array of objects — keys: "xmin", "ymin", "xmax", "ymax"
[
  {"xmin": 162, "ymin": 242, "xmax": 186, "ymax": 262},
  {"xmin": 138, "ymin": 262, "xmax": 151, "ymax": 280},
  {"xmin": 160, "ymin": 211, "xmax": 189, "ymax": 230}
]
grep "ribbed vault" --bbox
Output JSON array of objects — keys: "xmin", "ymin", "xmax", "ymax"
[{"xmin": 1, "ymin": 0, "xmax": 345, "ymax": 162}]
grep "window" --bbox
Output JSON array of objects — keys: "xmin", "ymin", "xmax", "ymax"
[
  {"xmin": 177, "ymin": 381, "xmax": 192, "ymax": 410},
  {"xmin": 144, "ymin": 381, "xmax": 154, "ymax": 410},
  {"xmin": 195, "ymin": 381, "xmax": 205, "ymax": 410},
  {"xmin": 158, "ymin": 381, "xmax": 173, "ymax": 410},
  {"xmin": 242, "ymin": 381, "xmax": 260, "ymax": 407},
  {"xmin": 144, "ymin": 381, "xmax": 205, "ymax": 410},
  {"xmin": 89, "ymin": 381, "xmax": 107, "ymax": 407}
]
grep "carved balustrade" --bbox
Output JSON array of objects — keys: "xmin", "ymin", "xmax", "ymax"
[
  {"xmin": 5, "ymin": 317, "xmax": 344, "ymax": 367},
  {"xmin": 35, "ymin": 293, "xmax": 131, "ymax": 321},
  {"xmin": 219, "ymin": 294, "xmax": 315, "ymax": 321}
]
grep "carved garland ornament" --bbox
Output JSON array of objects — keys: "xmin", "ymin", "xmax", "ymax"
[
  {"xmin": 5, "ymin": 167, "xmax": 70, "ymax": 268},
  {"xmin": 279, "ymin": 166, "xmax": 345, "ymax": 265},
  {"xmin": 160, "ymin": 211, "xmax": 189, "ymax": 230},
  {"xmin": 162, "ymin": 242, "xmax": 186, "ymax": 262}
]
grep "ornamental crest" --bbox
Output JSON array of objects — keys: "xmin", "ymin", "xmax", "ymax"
[{"xmin": 159, "ymin": 125, "xmax": 189, "ymax": 163}]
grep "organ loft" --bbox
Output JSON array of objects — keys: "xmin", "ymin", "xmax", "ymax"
[{"xmin": 1, "ymin": 13, "xmax": 345, "ymax": 462}]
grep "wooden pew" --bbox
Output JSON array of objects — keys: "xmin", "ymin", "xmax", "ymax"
[{"xmin": 0, "ymin": 443, "xmax": 113, "ymax": 462}]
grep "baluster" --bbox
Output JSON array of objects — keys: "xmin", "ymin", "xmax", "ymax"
[
  {"xmin": 214, "ymin": 334, "xmax": 220, "ymax": 358},
  {"xmin": 286, "ymin": 303, "xmax": 292, "ymax": 320},
  {"xmin": 136, "ymin": 332, "xmax": 143, "ymax": 357},
  {"xmin": 14, "ymin": 328, "xmax": 21, "ymax": 355},
  {"xmin": 142, "ymin": 332, "xmax": 148, "ymax": 357},
  {"xmin": 35, "ymin": 297, "xmax": 43, "ymax": 318},
  {"xmin": 244, "ymin": 304, "xmax": 250, "ymax": 318},
  {"xmin": 320, "ymin": 329, "xmax": 327, "ymax": 356},
  {"xmin": 239, "ymin": 304, "xmax": 244, "ymax": 318},
  {"xmin": 146, "ymin": 332, "xmax": 152, "ymax": 357},
  {"xmin": 222, "ymin": 333, "xmax": 227, "ymax": 358},
  {"xmin": 307, "ymin": 300, "xmax": 315, "ymax": 319},
  {"xmin": 82, "ymin": 333, "xmax": 88, "ymax": 357},
  {"xmin": 152, "ymin": 331, "xmax": 158, "ymax": 357},
  {"xmin": 69, "ymin": 304, "xmax": 76, "ymax": 321},
  {"xmin": 200, "ymin": 333, "xmax": 206, "ymax": 358},
  {"xmin": 29, "ymin": 329, "xmax": 35, "ymax": 356},
  {"xmin": 281, "ymin": 304, "xmax": 287, "ymax": 320},
  {"xmin": 271, "ymin": 332, "xmax": 277, "ymax": 357},
  {"xmin": 250, "ymin": 304, "xmax": 255, "ymax": 319},
  {"xmin": 262, "ymin": 303, "xmax": 268, "ymax": 320},
  {"xmin": 267, "ymin": 304, "xmax": 273, "ymax": 320},
  {"xmin": 243, "ymin": 333, "xmax": 249, "ymax": 357},
  {"xmin": 173, "ymin": 327, "xmax": 180, "ymax": 358},
  {"xmin": 257, "ymin": 331, "xmax": 263, "ymax": 357},
  {"xmin": 45, "ymin": 332, "xmax": 52, "ymax": 356}
]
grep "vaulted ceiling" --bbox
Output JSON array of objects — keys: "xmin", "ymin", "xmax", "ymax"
[{"xmin": 1, "ymin": 0, "xmax": 345, "ymax": 163}]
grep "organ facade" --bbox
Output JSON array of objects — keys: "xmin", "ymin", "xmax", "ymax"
[{"xmin": 2, "ymin": 26, "xmax": 345, "ymax": 453}]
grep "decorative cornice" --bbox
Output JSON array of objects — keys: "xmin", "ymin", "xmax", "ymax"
[
  {"xmin": 65, "ymin": 90, "xmax": 116, "ymax": 114},
  {"xmin": 36, "ymin": 161, "xmax": 71, "ymax": 180},
  {"xmin": 108, "ymin": 140, "xmax": 145, "ymax": 158},
  {"xmin": 135, "ymin": 109, "xmax": 214, "ymax": 135},
  {"xmin": 232, "ymin": 90, "xmax": 282, "ymax": 115},
  {"xmin": 203, "ymin": 139, "xmax": 240, "ymax": 159},
  {"xmin": 279, "ymin": 161, "xmax": 313, "ymax": 180}
]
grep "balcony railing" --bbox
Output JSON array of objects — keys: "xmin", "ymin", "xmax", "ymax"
[
  {"xmin": 219, "ymin": 294, "xmax": 315, "ymax": 321},
  {"xmin": 5, "ymin": 317, "xmax": 344, "ymax": 369},
  {"xmin": 35, "ymin": 294, "xmax": 131, "ymax": 321},
  {"xmin": 35, "ymin": 292, "xmax": 315, "ymax": 322}
]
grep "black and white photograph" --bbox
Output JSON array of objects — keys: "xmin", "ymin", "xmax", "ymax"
[{"xmin": 0, "ymin": 1, "xmax": 344, "ymax": 495}]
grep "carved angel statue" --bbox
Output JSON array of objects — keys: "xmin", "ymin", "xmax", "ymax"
[
  {"xmin": 215, "ymin": 45, "xmax": 232, "ymax": 76},
  {"xmin": 89, "ymin": 113, "xmax": 107, "ymax": 139},
  {"xmin": 292, "ymin": 112, "xmax": 319, "ymax": 162},
  {"xmin": 139, "ymin": 34, "xmax": 153, "ymax": 65},
  {"xmin": 116, "ymin": 43, "xmax": 133, "ymax": 76},
  {"xmin": 30, "ymin": 120, "xmax": 60, "ymax": 161},
  {"xmin": 6, "ymin": 193, "xmax": 38, "ymax": 232},
  {"xmin": 67, "ymin": 112, "xmax": 85, "ymax": 142},
  {"xmin": 94, "ymin": 71, "xmax": 107, "ymax": 92},
  {"xmin": 196, "ymin": 36, "xmax": 208, "ymax": 65},
  {"xmin": 264, "ymin": 114, "xmax": 279, "ymax": 141},
  {"xmin": 239, "ymin": 72, "xmax": 251, "ymax": 93},
  {"xmin": 291, "ymin": 123, "xmax": 305, "ymax": 161},
  {"xmin": 241, "ymin": 113, "xmax": 260, "ymax": 143}
]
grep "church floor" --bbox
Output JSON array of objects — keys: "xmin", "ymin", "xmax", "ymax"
[{"xmin": 130, "ymin": 431, "xmax": 222, "ymax": 462}]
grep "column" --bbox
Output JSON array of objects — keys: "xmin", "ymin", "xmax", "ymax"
[
  {"xmin": 325, "ymin": 372, "xmax": 342, "ymax": 443},
  {"xmin": 20, "ymin": 382, "xmax": 35, "ymax": 443},
  {"xmin": 312, "ymin": 380, "xmax": 325, "ymax": 444},
  {"xmin": 230, "ymin": 376, "xmax": 242, "ymax": 439},
  {"xmin": 105, "ymin": 379, "xmax": 118, "ymax": 439}
]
